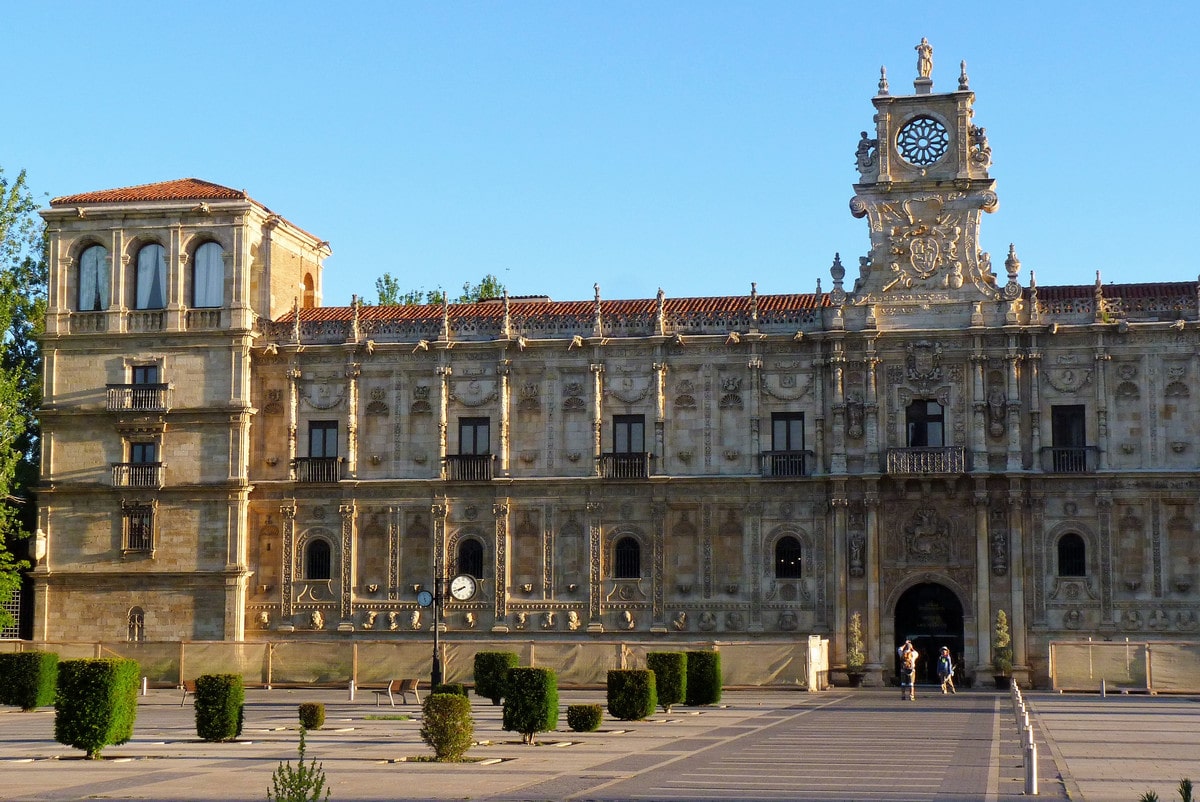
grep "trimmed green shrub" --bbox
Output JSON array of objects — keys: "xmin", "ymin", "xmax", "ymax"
[
  {"xmin": 268, "ymin": 727, "xmax": 330, "ymax": 802},
  {"xmin": 685, "ymin": 650, "xmax": 723, "ymax": 706},
  {"xmin": 502, "ymin": 667, "xmax": 558, "ymax": 744},
  {"xmin": 607, "ymin": 669, "xmax": 656, "ymax": 721},
  {"xmin": 53, "ymin": 658, "xmax": 140, "ymax": 759},
  {"xmin": 473, "ymin": 651, "xmax": 520, "ymax": 705},
  {"xmin": 0, "ymin": 651, "xmax": 59, "ymax": 711},
  {"xmin": 194, "ymin": 673, "xmax": 244, "ymax": 742},
  {"xmin": 434, "ymin": 683, "xmax": 468, "ymax": 697},
  {"xmin": 420, "ymin": 692, "xmax": 474, "ymax": 760},
  {"xmin": 566, "ymin": 703, "xmax": 603, "ymax": 732},
  {"xmin": 298, "ymin": 702, "xmax": 325, "ymax": 730},
  {"xmin": 646, "ymin": 652, "xmax": 687, "ymax": 713}
]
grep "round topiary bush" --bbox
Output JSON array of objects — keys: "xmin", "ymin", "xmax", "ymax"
[
  {"xmin": 607, "ymin": 669, "xmax": 656, "ymax": 721},
  {"xmin": 420, "ymin": 692, "xmax": 474, "ymax": 761},
  {"xmin": 298, "ymin": 702, "xmax": 325, "ymax": 730},
  {"xmin": 566, "ymin": 703, "xmax": 603, "ymax": 732}
]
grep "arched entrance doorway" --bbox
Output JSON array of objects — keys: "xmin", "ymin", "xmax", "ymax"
[{"xmin": 894, "ymin": 582, "xmax": 964, "ymax": 686}]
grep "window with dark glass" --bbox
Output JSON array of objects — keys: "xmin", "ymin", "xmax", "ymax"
[
  {"xmin": 613, "ymin": 415, "xmax": 645, "ymax": 454},
  {"xmin": 192, "ymin": 241, "xmax": 224, "ymax": 308},
  {"xmin": 130, "ymin": 441, "xmax": 157, "ymax": 464},
  {"xmin": 78, "ymin": 244, "xmax": 110, "ymax": 311},
  {"xmin": 614, "ymin": 536, "xmax": 641, "ymax": 579},
  {"xmin": 905, "ymin": 399, "xmax": 944, "ymax": 447},
  {"xmin": 305, "ymin": 539, "xmax": 332, "ymax": 580},
  {"xmin": 132, "ymin": 364, "xmax": 159, "ymax": 386},
  {"xmin": 459, "ymin": 417, "xmax": 490, "ymax": 455},
  {"xmin": 1058, "ymin": 533, "xmax": 1087, "ymax": 577},
  {"xmin": 775, "ymin": 536, "xmax": 803, "ymax": 579},
  {"xmin": 135, "ymin": 243, "xmax": 167, "ymax": 310},
  {"xmin": 1051, "ymin": 405, "xmax": 1086, "ymax": 449},
  {"xmin": 457, "ymin": 538, "xmax": 484, "ymax": 578},
  {"xmin": 309, "ymin": 421, "xmax": 338, "ymax": 458},
  {"xmin": 772, "ymin": 412, "xmax": 804, "ymax": 451}
]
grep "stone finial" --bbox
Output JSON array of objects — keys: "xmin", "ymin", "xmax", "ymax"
[
  {"xmin": 877, "ymin": 66, "xmax": 889, "ymax": 96},
  {"xmin": 440, "ymin": 293, "xmax": 450, "ymax": 341},
  {"xmin": 959, "ymin": 60, "xmax": 970, "ymax": 91},
  {"xmin": 593, "ymin": 283, "xmax": 603, "ymax": 337},
  {"xmin": 656, "ymin": 287, "xmax": 666, "ymax": 336},
  {"xmin": 502, "ymin": 290, "xmax": 512, "ymax": 338},
  {"xmin": 1094, "ymin": 270, "xmax": 1106, "ymax": 323},
  {"xmin": 350, "ymin": 294, "xmax": 361, "ymax": 343},
  {"xmin": 829, "ymin": 253, "xmax": 847, "ymax": 305},
  {"xmin": 292, "ymin": 297, "xmax": 301, "ymax": 342},
  {"xmin": 1005, "ymin": 244, "xmax": 1021, "ymax": 282},
  {"xmin": 749, "ymin": 282, "xmax": 759, "ymax": 327}
]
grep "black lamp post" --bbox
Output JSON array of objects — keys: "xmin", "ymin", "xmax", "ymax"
[{"xmin": 430, "ymin": 555, "xmax": 443, "ymax": 690}]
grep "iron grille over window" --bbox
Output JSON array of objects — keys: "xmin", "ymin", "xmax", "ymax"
[
  {"xmin": 122, "ymin": 504, "xmax": 154, "ymax": 551},
  {"xmin": 775, "ymin": 536, "xmax": 803, "ymax": 579},
  {"xmin": 1057, "ymin": 533, "xmax": 1087, "ymax": 577},
  {"xmin": 614, "ymin": 537, "xmax": 641, "ymax": 579},
  {"xmin": 305, "ymin": 540, "xmax": 332, "ymax": 580}
]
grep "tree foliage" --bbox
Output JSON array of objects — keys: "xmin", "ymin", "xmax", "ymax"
[
  {"xmin": 0, "ymin": 167, "xmax": 46, "ymax": 630},
  {"xmin": 374, "ymin": 272, "xmax": 504, "ymax": 306}
]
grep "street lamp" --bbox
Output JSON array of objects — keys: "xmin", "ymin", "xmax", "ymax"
[{"xmin": 418, "ymin": 553, "xmax": 478, "ymax": 691}]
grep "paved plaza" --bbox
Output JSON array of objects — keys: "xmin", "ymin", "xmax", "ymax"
[{"xmin": 1, "ymin": 686, "xmax": 1196, "ymax": 801}]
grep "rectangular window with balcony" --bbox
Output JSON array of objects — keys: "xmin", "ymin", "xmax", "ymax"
[
  {"xmin": 459, "ymin": 417, "xmax": 491, "ymax": 455},
  {"xmin": 1051, "ymin": 405, "xmax": 1088, "ymax": 472},
  {"xmin": 113, "ymin": 440, "xmax": 162, "ymax": 487},
  {"xmin": 767, "ymin": 412, "xmax": 807, "ymax": 477}
]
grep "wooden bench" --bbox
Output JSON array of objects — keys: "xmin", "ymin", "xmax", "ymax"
[
  {"xmin": 372, "ymin": 678, "xmax": 421, "ymax": 706},
  {"xmin": 180, "ymin": 679, "xmax": 196, "ymax": 706}
]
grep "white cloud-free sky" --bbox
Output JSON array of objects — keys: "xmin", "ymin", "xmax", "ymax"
[{"xmin": 8, "ymin": 1, "xmax": 1195, "ymax": 307}]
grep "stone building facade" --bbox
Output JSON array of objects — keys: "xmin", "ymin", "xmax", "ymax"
[{"xmin": 32, "ymin": 46, "xmax": 1200, "ymax": 685}]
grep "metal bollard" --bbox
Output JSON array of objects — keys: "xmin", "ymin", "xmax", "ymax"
[
  {"xmin": 142, "ymin": 676, "xmax": 148, "ymax": 696},
  {"xmin": 348, "ymin": 679, "xmax": 355, "ymax": 701},
  {"xmin": 1023, "ymin": 711, "xmax": 1030, "ymax": 730},
  {"xmin": 1026, "ymin": 725, "xmax": 1035, "ymax": 749},
  {"xmin": 1100, "ymin": 679, "xmax": 1106, "ymax": 697},
  {"xmin": 1025, "ymin": 742, "xmax": 1039, "ymax": 795}
]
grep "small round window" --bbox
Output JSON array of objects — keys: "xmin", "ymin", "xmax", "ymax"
[{"xmin": 896, "ymin": 116, "xmax": 949, "ymax": 166}]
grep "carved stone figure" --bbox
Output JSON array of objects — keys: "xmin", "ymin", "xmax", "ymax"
[
  {"xmin": 542, "ymin": 611, "xmax": 557, "ymax": 629},
  {"xmin": 1177, "ymin": 610, "xmax": 1198, "ymax": 631},
  {"xmin": 409, "ymin": 610, "xmax": 422, "ymax": 630},
  {"xmin": 915, "ymin": 38, "xmax": 933, "ymax": 78},
  {"xmin": 1149, "ymin": 609, "xmax": 1170, "ymax": 630},
  {"xmin": 778, "ymin": 610, "xmax": 798, "ymax": 631},
  {"xmin": 1064, "ymin": 608, "xmax": 1082, "ymax": 630},
  {"xmin": 567, "ymin": 610, "xmax": 581, "ymax": 631},
  {"xmin": 619, "ymin": 609, "xmax": 635, "ymax": 630},
  {"xmin": 698, "ymin": 611, "xmax": 717, "ymax": 632},
  {"xmin": 672, "ymin": 611, "xmax": 688, "ymax": 631},
  {"xmin": 464, "ymin": 612, "xmax": 477, "ymax": 629},
  {"xmin": 987, "ymin": 386, "xmax": 1007, "ymax": 438},
  {"xmin": 387, "ymin": 611, "xmax": 399, "ymax": 631},
  {"xmin": 846, "ymin": 393, "xmax": 865, "ymax": 440},
  {"xmin": 514, "ymin": 611, "xmax": 528, "ymax": 630},
  {"xmin": 849, "ymin": 533, "xmax": 865, "ymax": 578},
  {"xmin": 990, "ymin": 529, "xmax": 1009, "ymax": 576},
  {"xmin": 855, "ymin": 131, "xmax": 878, "ymax": 173},
  {"xmin": 1124, "ymin": 609, "xmax": 1142, "ymax": 630},
  {"xmin": 363, "ymin": 610, "xmax": 377, "ymax": 629},
  {"xmin": 726, "ymin": 611, "xmax": 744, "ymax": 630},
  {"xmin": 310, "ymin": 610, "xmax": 324, "ymax": 630},
  {"xmin": 256, "ymin": 611, "xmax": 270, "ymax": 628}
]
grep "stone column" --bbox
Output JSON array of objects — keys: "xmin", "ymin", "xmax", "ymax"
[
  {"xmin": 747, "ymin": 356, "xmax": 762, "ymax": 470},
  {"xmin": 653, "ymin": 361, "xmax": 668, "ymax": 467},
  {"xmin": 590, "ymin": 363, "xmax": 605, "ymax": 475},
  {"xmin": 492, "ymin": 502, "xmax": 509, "ymax": 631},
  {"xmin": 1028, "ymin": 348, "xmax": 1042, "ymax": 462},
  {"xmin": 1095, "ymin": 349, "xmax": 1111, "ymax": 470},
  {"xmin": 1098, "ymin": 493, "xmax": 1115, "ymax": 629},
  {"xmin": 1008, "ymin": 487, "xmax": 1028, "ymax": 673},
  {"xmin": 973, "ymin": 484, "xmax": 992, "ymax": 674},
  {"xmin": 864, "ymin": 489, "xmax": 881, "ymax": 660},
  {"xmin": 830, "ymin": 487, "xmax": 849, "ymax": 663},
  {"xmin": 166, "ymin": 224, "xmax": 184, "ymax": 330},
  {"xmin": 864, "ymin": 348, "xmax": 880, "ymax": 459},
  {"xmin": 971, "ymin": 349, "xmax": 988, "ymax": 469},
  {"xmin": 436, "ymin": 365, "xmax": 452, "ymax": 478},
  {"xmin": 497, "ymin": 360, "xmax": 511, "ymax": 476},
  {"xmin": 286, "ymin": 367, "xmax": 300, "ymax": 478},
  {"xmin": 111, "ymin": 230, "xmax": 128, "ymax": 333},
  {"xmin": 1006, "ymin": 342, "xmax": 1023, "ymax": 470},
  {"xmin": 651, "ymin": 502, "xmax": 667, "ymax": 632},
  {"xmin": 829, "ymin": 345, "xmax": 847, "ymax": 473},
  {"xmin": 345, "ymin": 363, "xmax": 360, "ymax": 478},
  {"xmin": 586, "ymin": 501, "xmax": 604, "ymax": 632},
  {"xmin": 339, "ymin": 503, "xmax": 356, "ymax": 625},
  {"xmin": 280, "ymin": 504, "xmax": 297, "ymax": 619}
]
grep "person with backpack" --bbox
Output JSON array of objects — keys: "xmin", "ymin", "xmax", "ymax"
[
  {"xmin": 898, "ymin": 640, "xmax": 919, "ymax": 700},
  {"xmin": 937, "ymin": 646, "xmax": 957, "ymax": 694}
]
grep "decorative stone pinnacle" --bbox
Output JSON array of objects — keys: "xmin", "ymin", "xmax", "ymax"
[
  {"xmin": 878, "ymin": 66, "xmax": 889, "ymax": 96},
  {"xmin": 959, "ymin": 60, "xmax": 970, "ymax": 90},
  {"xmin": 1005, "ymin": 244, "xmax": 1021, "ymax": 281}
]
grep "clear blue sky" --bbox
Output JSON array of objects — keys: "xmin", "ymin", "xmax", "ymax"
[{"xmin": 8, "ymin": 2, "xmax": 1196, "ymax": 308}]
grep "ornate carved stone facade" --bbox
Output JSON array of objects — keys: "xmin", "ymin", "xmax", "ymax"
[{"xmin": 31, "ymin": 45, "xmax": 1200, "ymax": 686}]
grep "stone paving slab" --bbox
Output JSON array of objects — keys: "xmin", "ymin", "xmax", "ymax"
[{"xmin": 0, "ymin": 686, "xmax": 1188, "ymax": 801}]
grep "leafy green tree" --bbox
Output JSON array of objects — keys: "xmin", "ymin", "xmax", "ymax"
[
  {"xmin": 373, "ymin": 272, "xmax": 503, "ymax": 306},
  {"xmin": 0, "ymin": 167, "xmax": 45, "ymax": 630}
]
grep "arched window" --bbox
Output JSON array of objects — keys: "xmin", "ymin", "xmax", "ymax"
[
  {"xmin": 192, "ymin": 241, "xmax": 224, "ymax": 308},
  {"xmin": 135, "ymin": 243, "xmax": 167, "ymax": 309},
  {"xmin": 614, "ymin": 536, "xmax": 641, "ymax": 579},
  {"xmin": 457, "ymin": 538, "xmax": 484, "ymax": 579},
  {"xmin": 305, "ymin": 539, "xmax": 332, "ymax": 580},
  {"xmin": 78, "ymin": 244, "xmax": 110, "ymax": 311},
  {"xmin": 127, "ymin": 607, "xmax": 145, "ymax": 642},
  {"xmin": 302, "ymin": 273, "xmax": 316, "ymax": 309},
  {"xmin": 775, "ymin": 536, "xmax": 803, "ymax": 579},
  {"xmin": 1057, "ymin": 533, "xmax": 1087, "ymax": 577}
]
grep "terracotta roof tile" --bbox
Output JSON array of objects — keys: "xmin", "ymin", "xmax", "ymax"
[{"xmin": 51, "ymin": 178, "xmax": 248, "ymax": 206}]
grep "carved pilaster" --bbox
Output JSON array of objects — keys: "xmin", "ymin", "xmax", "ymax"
[
  {"xmin": 651, "ymin": 502, "xmax": 666, "ymax": 629},
  {"xmin": 1027, "ymin": 350, "xmax": 1042, "ymax": 460},
  {"xmin": 591, "ymin": 363, "xmax": 605, "ymax": 475},
  {"xmin": 1095, "ymin": 350, "xmax": 1111, "ymax": 469},
  {"xmin": 280, "ymin": 504, "xmax": 297, "ymax": 618},
  {"xmin": 587, "ymin": 501, "xmax": 603, "ymax": 629},
  {"xmin": 493, "ymin": 502, "xmax": 509, "ymax": 620},
  {"xmin": 436, "ymin": 365, "xmax": 452, "ymax": 476},
  {"xmin": 747, "ymin": 500, "xmax": 763, "ymax": 631},
  {"xmin": 387, "ymin": 508, "xmax": 399, "ymax": 601},
  {"xmin": 345, "ymin": 363, "xmax": 360, "ymax": 477},
  {"xmin": 497, "ymin": 360, "xmax": 511, "ymax": 476},
  {"xmin": 286, "ymin": 367, "xmax": 301, "ymax": 477},
  {"xmin": 1097, "ymin": 494, "xmax": 1115, "ymax": 627},
  {"xmin": 340, "ymin": 503, "xmax": 355, "ymax": 621}
]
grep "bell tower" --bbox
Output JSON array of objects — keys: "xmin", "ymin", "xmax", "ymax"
[{"xmin": 843, "ymin": 40, "xmax": 1018, "ymax": 306}]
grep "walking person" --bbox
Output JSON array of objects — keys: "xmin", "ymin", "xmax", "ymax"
[
  {"xmin": 898, "ymin": 640, "xmax": 919, "ymax": 700},
  {"xmin": 937, "ymin": 646, "xmax": 957, "ymax": 694}
]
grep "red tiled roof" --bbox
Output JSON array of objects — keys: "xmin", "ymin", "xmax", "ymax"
[
  {"xmin": 50, "ymin": 178, "xmax": 248, "ymax": 206},
  {"xmin": 1033, "ymin": 282, "xmax": 1197, "ymax": 302},
  {"xmin": 282, "ymin": 293, "xmax": 826, "ymax": 323}
]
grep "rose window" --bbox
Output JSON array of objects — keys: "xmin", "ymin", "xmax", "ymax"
[{"xmin": 896, "ymin": 116, "xmax": 949, "ymax": 166}]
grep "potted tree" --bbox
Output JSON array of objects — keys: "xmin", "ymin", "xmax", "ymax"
[
  {"xmin": 845, "ymin": 611, "xmax": 867, "ymax": 687},
  {"xmin": 992, "ymin": 609, "xmax": 1013, "ymax": 689}
]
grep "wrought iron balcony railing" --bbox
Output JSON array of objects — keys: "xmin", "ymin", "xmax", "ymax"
[
  {"xmin": 111, "ymin": 462, "xmax": 164, "ymax": 488},
  {"xmin": 599, "ymin": 452, "xmax": 652, "ymax": 479},
  {"xmin": 1040, "ymin": 446, "xmax": 1099, "ymax": 473},
  {"xmin": 106, "ymin": 383, "xmax": 169, "ymax": 413},
  {"xmin": 886, "ymin": 447, "xmax": 968, "ymax": 475},
  {"xmin": 760, "ymin": 450, "xmax": 814, "ymax": 478},
  {"xmin": 444, "ymin": 454, "xmax": 495, "ymax": 481},
  {"xmin": 293, "ymin": 457, "xmax": 345, "ymax": 483}
]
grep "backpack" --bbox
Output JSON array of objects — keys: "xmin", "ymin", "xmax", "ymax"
[{"xmin": 902, "ymin": 650, "xmax": 916, "ymax": 671}]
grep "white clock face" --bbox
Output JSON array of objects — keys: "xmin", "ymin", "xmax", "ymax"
[{"xmin": 450, "ymin": 574, "xmax": 477, "ymax": 601}]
